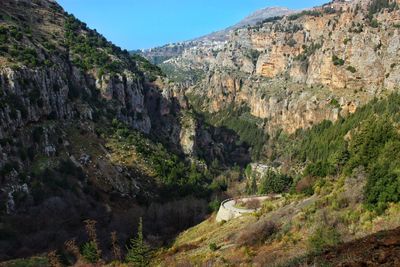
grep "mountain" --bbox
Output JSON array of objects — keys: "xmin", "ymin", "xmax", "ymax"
[
  {"xmin": 158, "ymin": 0, "xmax": 400, "ymax": 134},
  {"xmin": 138, "ymin": 7, "xmax": 295, "ymax": 65},
  {"xmin": 2, "ymin": 0, "xmax": 400, "ymax": 266},
  {"xmin": 148, "ymin": 0, "xmax": 400, "ymax": 265},
  {"xmin": 0, "ymin": 0, "xmax": 250, "ymax": 261},
  {"xmin": 192, "ymin": 7, "xmax": 295, "ymax": 42}
]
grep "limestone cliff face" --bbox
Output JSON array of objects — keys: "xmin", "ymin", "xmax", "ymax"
[
  {"xmin": 165, "ymin": 0, "xmax": 400, "ymax": 134},
  {"xmin": 0, "ymin": 0, "xmax": 198, "ymax": 202},
  {"xmin": 221, "ymin": 0, "xmax": 400, "ymax": 91},
  {"xmin": 0, "ymin": 65, "xmax": 153, "ymax": 140},
  {"xmin": 0, "ymin": 0, "xmax": 162, "ymax": 139}
]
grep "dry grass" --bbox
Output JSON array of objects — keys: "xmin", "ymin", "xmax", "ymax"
[
  {"xmin": 236, "ymin": 220, "xmax": 278, "ymax": 246},
  {"xmin": 236, "ymin": 198, "xmax": 261, "ymax": 209},
  {"xmin": 155, "ymin": 173, "xmax": 400, "ymax": 266}
]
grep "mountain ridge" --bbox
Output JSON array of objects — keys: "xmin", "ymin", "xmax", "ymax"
[
  {"xmin": 2, "ymin": 0, "xmax": 400, "ymax": 266},
  {"xmin": 138, "ymin": 6, "xmax": 296, "ymax": 65},
  {"xmin": 191, "ymin": 6, "xmax": 296, "ymax": 43}
]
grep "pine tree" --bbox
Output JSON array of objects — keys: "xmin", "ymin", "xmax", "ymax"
[
  {"xmin": 250, "ymin": 175, "xmax": 257, "ymax": 195},
  {"xmin": 245, "ymin": 180, "xmax": 250, "ymax": 195},
  {"xmin": 125, "ymin": 217, "xmax": 151, "ymax": 266}
]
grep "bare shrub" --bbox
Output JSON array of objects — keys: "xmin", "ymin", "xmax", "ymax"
[
  {"xmin": 84, "ymin": 220, "xmax": 99, "ymax": 248},
  {"xmin": 245, "ymin": 199, "xmax": 261, "ymax": 209},
  {"xmin": 168, "ymin": 243, "xmax": 199, "ymax": 255},
  {"xmin": 48, "ymin": 250, "xmax": 62, "ymax": 267},
  {"xmin": 110, "ymin": 231, "xmax": 122, "ymax": 261},
  {"xmin": 296, "ymin": 176, "xmax": 317, "ymax": 195},
  {"xmin": 236, "ymin": 220, "xmax": 279, "ymax": 245},
  {"xmin": 64, "ymin": 239, "xmax": 81, "ymax": 261},
  {"xmin": 83, "ymin": 219, "xmax": 101, "ymax": 262}
]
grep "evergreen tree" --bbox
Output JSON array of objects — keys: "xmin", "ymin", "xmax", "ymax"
[
  {"xmin": 245, "ymin": 180, "xmax": 250, "ymax": 195},
  {"xmin": 125, "ymin": 218, "xmax": 151, "ymax": 266},
  {"xmin": 250, "ymin": 175, "xmax": 258, "ymax": 195},
  {"xmin": 245, "ymin": 164, "xmax": 252, "ymax": 179}
]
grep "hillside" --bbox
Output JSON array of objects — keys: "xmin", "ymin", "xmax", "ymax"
[
  {"xmin": 0, "ymin": 0, "xmax": 248, "ymax": 262},
  {"xmin": 155, "ymin": 92, "xmax": 400, "ymax": 265},
  {"xmin": 147, "ymin": 0, "xmax": 400, "ymax": 265},
  {"xmin": 1, "ymin": 0, "xmax": 400, "ymax": 266}
]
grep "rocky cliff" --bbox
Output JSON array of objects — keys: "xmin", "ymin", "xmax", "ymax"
[
  {"xmin": 157, "ymin": 0, "xmax": 400, "ymax": 134},
  {"xmin": 139, "ymin": 7, "xmax": 296, "ymax": 83},
  {"xmin": 0, "ymin": 0, "xmax": 251, "ymax": 260}
]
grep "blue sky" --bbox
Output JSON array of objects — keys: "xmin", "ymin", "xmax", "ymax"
[{"xmin": 56, "ymin": 0, "xmax": 328, "ymax": 50}]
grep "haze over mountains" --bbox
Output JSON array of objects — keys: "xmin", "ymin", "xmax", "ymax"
[
  {"xmin": 192, "ymin": 7, "xmax": 296, "ymax": 42},
  {"xmin": 138, "ymin": 6, "xmax": 295, "ymax": 64}
]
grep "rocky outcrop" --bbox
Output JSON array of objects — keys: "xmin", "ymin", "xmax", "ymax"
[{"xmin": 160, "ymin": 0, "xmax": 400, "ymax": 134}]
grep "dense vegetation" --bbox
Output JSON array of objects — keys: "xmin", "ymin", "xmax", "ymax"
[
  {"xmin": 130, "ymin": 53, "xmax": 164, "ymax": 81},
  {"xmin": 199, "ymin": 104, "xmax": 268, "ymax": 160},
  {"xmin": 275, "ymin": 94, "xmax": 400, "ymax": 212},
  {"xmin": 63, "ymin": 14, "xmax": 132, "ymax": 74},
  {"xmin": 0, "ymin": 24, "xmax": 45, "ymax": 67},
  {"xmin": 288, "ymin": 10, "xmax": 323, "ymax": 21},
  {"xmin": 258, "ymin": 169, "xmax": 292, "ymax": 194},
  {"xmin": 367, "ymin": 0, "xmax": 398, "ymax": 18},
  {"xmin": 108, "ymin": 119, "xmax": 215, "ymax": 199}
]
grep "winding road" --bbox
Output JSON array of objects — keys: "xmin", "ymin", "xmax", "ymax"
[{"xmin": 216, "ymin": 194, "xmax": 281, "ymax": 222}]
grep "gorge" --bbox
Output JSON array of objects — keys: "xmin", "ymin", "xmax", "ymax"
[{"xmin": 1, "ymin": 0, "xmax": 400, "ymax": 266}]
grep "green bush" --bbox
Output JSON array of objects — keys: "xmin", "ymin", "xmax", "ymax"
[
  {"xmin": 258, "ymin": 169, "xmax": 292, "ymax": 194},
  {"xmin": 330, "ymin": 98, "xmax": 340, "ymax": 108},
  {"xmin": 324, "ymin": 7, "xmax": 337, "ymax": 14},
  {"xmin": 345, "ymin": 117, "xmax": 396, "ymax": 172},
  {"xmin": 261, "ymin": 16, "xmax": 283, "ymax": 24},
  {"xmin": 209, "ymin": 243, "xmax": 219, "ymax": 251},
  {"xmin": 288, "ymin": 10, "xmax": 322, "ymax": 21},
  {"xmin": 308, "ymin": 226, "xmax": 341, "ymax": 253},
  {"xmin": 332, "ymin": 55, "xmax": 345, "ymax": 66},
  {"xmin": 0, "ymin": 26, "xmax": 8, "ymax": 43},
  {"xmin": 63, "ymin": 12, "xmax": 161, "ymax": 80},
  {"xmin": 246, "ymin": 49, "xmax": 261, "ymax": 65},
  {"xmin": 82, "ymin": 241, "xmax": 100, "ymax": 263},
  {"xmin": 346, "ymin": 66, "xmax": 357, "ymax": 73},
  {"xmin": 9, "ymin": 27, "xmax": 23, "ymax": 41},
  {"xmin": 131, "ymin": 53, "xmax": 164, "ymax": 78},
  {"xmin": 294, "ymin": 42, "xmax": 322, "ymax": 62},
  {"xmin": 287, "ymin": 38, "xmax": 297, "ymax": 47},
  {"xmin": 304, "ymin": 160, "xmax": 336, "ymax": 177},
  {"xmin": 208, "ymin": 198, "xmax": 221, "ymax": 212},
  {"xmin": 370, "ymin": 19, "xmax": 379, "ymax": 28}
]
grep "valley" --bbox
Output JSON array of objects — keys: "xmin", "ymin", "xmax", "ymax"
[{"xmin": 1, "ymin": 0, "xmax": 400, "ymax": 266}]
